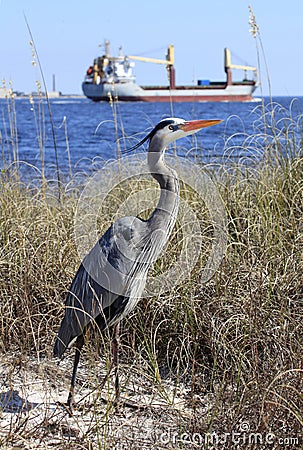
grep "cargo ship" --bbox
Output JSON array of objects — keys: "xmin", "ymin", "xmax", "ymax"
[{"xmin": 82, "ymin": 41, "xmax": 258, "ymax": 102}]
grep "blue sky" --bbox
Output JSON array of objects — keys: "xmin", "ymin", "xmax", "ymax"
[{"xmin": 0, "ymin": 0, "xmax": 302, "ymax": 96}]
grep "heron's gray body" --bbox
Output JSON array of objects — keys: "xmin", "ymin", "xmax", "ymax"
[
  {"xmin": 54, "ymin": 170, "xmax": 179, "ymax": 358},
  {"xmin": 53, "ymin": 217, "xmax": 147, "ymax": 358}
]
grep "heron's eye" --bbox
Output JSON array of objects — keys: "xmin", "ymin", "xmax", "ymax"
[{"xmin": 168, "ymin": 125, "xmax": 174, "ymax": 131}]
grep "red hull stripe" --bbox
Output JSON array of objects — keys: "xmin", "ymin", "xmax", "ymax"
[{"xmin": 90, "ymin": 95, "xmax": 253, "ymax": 102}]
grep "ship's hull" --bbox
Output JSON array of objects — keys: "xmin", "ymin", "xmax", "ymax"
[{"xmin": 82, "ymin": 80, "xmax": 257, "ymax": 102}]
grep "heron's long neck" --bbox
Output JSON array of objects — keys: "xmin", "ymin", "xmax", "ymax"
[{"xmin": 147, "ymin": 141, "xmax": 180, "ymax": 235}]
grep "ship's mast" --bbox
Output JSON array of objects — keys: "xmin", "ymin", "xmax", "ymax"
[{"xmin": 224, "ymin": 48, "xmax": 257, "ymax": 85}]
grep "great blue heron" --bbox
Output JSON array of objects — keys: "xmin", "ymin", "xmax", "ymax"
[{"xmin": 53, "ymin": 117, "xmax": 221, "ymax": 408}]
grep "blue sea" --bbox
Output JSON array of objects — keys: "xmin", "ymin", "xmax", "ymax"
[{"xmin": 1, "ymin": 96, "xmax": 302, "ymax": 181}]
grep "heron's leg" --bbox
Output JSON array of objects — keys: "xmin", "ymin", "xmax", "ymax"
[
  {"xmin": 111, "ymin": 322, "xmax": 120, "ymax": 402},
  {"xmin": 67, "ymin": 333, "xmax": 85, "ymax": 409}
]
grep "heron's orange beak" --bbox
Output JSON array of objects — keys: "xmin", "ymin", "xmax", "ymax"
[{"xmin": 182, "ymin": 119, "xmax": 222, "ymax": 132}]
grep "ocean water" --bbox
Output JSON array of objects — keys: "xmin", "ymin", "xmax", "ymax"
[{"xmin": 1, "ymin": 96, "xmax": 302, "ymax": 180}]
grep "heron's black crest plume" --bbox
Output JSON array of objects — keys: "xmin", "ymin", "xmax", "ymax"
[{"xmin": 124, "ymin": 119, "xmax": 175, "ymax": 154}]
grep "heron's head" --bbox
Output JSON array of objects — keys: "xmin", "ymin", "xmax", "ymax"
[{"xmin": 127, "ymin": 117, "xmax": 222, "ymax": 152}]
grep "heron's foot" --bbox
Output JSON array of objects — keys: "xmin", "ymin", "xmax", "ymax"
[
  {"xmin": 98, "ymin": 395, "xmax": 149, "ymax": 411},
  {"xmin": 55, "ymin": 400, "xmax": 74, "ymax": 416},
  {"xmin": 117, "ymin": 397, "xmax": 150, "ymax": 411}
]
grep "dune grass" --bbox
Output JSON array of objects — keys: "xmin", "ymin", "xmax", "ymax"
[{"xmin": 0, "ymin": 92, "xmax": 302, "ymax": 448}]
